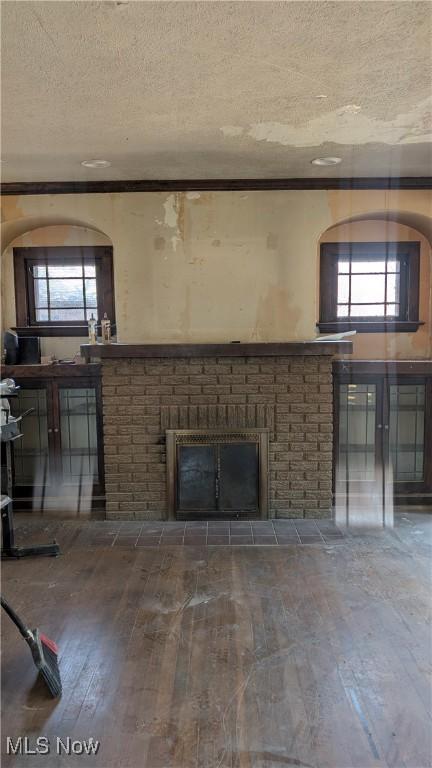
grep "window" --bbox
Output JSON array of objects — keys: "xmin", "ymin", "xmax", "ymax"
[
  {"xmin": 318, "ymin": 242, "xmax": 421, "ymax": 332},
  {"xmin": 13, "ymin": 246, "xmax": 115, "ymax": 336}
]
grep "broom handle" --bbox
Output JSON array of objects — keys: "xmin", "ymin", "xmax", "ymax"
[{"xmin": 0, "ymin": 596, "xmax": 30, "ymax": 639}]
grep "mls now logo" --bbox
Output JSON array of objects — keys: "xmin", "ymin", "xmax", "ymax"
[{"xmin": 6, "ymin": 736, "xmax": 100, "ymax": 756}]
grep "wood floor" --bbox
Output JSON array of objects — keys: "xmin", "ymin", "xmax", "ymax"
[{"xmin": 1, "ymin": 513, "xmax": 431, "ymax": 768}]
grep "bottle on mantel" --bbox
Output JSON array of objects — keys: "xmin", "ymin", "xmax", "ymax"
[
  {"xmin": 101, "ymin": 313, "xmax": 111, "ymax": 344},
  {"xmin": 88, "ymin": 313, "xmax": 97, "ymax": 344}
]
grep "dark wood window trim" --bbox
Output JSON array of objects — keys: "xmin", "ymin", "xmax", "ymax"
[
  {"xmin": 318, "ymin": 241, "xmax": 422, "ymax": 333},
  {"xmin": 13, "ymin": 246, "xmax": 115, "ymax": 337}
]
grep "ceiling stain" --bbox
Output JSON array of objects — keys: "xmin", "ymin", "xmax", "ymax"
[{"xmin": 220, "ymin": 125, "xmax": 244, "ymax": 138}]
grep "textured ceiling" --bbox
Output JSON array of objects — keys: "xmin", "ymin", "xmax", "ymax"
[{"xmin": 1, "ymin": 0, "xmax": 431, "ymax": 182}]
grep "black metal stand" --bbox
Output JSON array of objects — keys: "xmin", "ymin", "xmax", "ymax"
[{"xmin": 1, "ymin": 495, "xmax": 60, "ymax": 559}]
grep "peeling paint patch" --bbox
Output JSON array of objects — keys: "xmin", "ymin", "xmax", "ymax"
[
  {"xmin": 186, "ymin": 192, "xmax": 201, "ymax": 200},
  {"xmin": 338, "ymin": 104, "xmax": 362, "ymax": 115},
  {"xmin": 220, "ymin": 125, "xmax": 244, "ymax": 138},
  {"xmin": 163, "ymin": 194, "xmax": 184, "ymax": 252},
  {"xmin": 163, "ymin": 195, "xmax": 179, "ymax": 229},
  {"xmin": 241, "ymin": 97, "xmax": 432, "ymax": 147}
]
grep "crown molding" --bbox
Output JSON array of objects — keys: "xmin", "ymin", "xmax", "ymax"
[{"xmin": 1, "ymin": 177, "xmax": 431, "ymax": 195}]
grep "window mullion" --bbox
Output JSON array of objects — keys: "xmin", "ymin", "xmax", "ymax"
[
  {"xmin": 26, "ymin": 264, "xmax": 36, "ymax": 325},
  {"xmin": 384, "ymin": 246, "xmax": 388, "ymax": 314},
  {"xmin": 46, "ymin": 275, "xmax": 51, "ymax": 321},
  {"xmin": 399, "ymin": 255, "xmax": 408, "ymax": 320},
  {"xmin": 82, "ymin": 255, "xmax": 87, "ymax": 321},
  {"xmin": 348, "ymin": 248, "xmax": 352, "ymax": 317}
]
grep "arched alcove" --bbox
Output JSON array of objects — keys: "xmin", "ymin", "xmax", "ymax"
[
  {"xmin": 1, "ymin": 216, "xmax": 110, "ymax": 253},
  {"xmin": 317, "ymin": 214, "xmax": 432, "ymax": 360},
  {"xmin": 1, "ymin": 220, "xmax": 113, "ymax": 358},
  {"xmin": 321, "ymin": 210, "xmax": 432, "ymax": 248}
]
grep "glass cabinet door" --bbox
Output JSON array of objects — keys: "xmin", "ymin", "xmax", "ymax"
[
  {"xmin": 336, "ymin": 381, "xmax": 382, "ymax": 491},
  {"xmin": 11, "ymin": 377, "xmax": 103, "ymax": 509},
  {"xmin": 389, "ymin": 384, "xmax": 426, "ymax": 489},
  {"xmin": 335, "ymin": 375, "xmax": 431, "ymax": 502},
  {"xmin": 57, "ymin": 385, "xmax": 100, "ymax": 492},
  {"xmin": 11, "ymin": 385, "xmax": 53, "ymax": 496}
]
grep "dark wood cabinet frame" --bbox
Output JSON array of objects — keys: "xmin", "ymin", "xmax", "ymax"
[
  {"xmin": 333, "ymin": 361, "xmax": 432, "ymax": 504},
  {"xmin": 318, "ymin": 242, "xmax": 422, "ymax": 333},
  {"xmin": 4, "ymin": 365, "xmax": 105, "ymax": 514},
  {"xmin": 13, "ymin": 246, "xmax": 115, "ymax": 337}
]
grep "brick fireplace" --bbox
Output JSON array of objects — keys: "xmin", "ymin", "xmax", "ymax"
[
  {"xmin": 81, "ymin": 342, "xmax": 352, "ymax": 520},
  {"xmin": 166, "ymin": 428, "xmax": 270, "ymax": 520}
]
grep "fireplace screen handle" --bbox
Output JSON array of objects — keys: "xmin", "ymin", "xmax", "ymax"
[{"xmin": 215, "ymin": 451, "xmax": 221, "ymax": 499}]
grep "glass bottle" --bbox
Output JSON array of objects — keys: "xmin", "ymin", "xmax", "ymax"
[
  {"xmin": 88, "ymin": 313, "xmax": 97, "ymax": 344},
  {"xmin": 101, "ymin": 313, "xmax": 111, "ymax": 344}
]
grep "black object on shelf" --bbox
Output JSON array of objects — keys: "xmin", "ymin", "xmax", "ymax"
[
  {"xmin": 3, "ymin": 330, "xmax": 19, "ymax": 365},
  {"xmin": 18, "ymin": 336, "xmax": 41, "ymax": 364}
]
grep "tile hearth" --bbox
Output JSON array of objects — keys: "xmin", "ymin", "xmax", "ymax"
[{"xmin": 89, "ymin": 519, "xmax": 344, "ymax": 547}]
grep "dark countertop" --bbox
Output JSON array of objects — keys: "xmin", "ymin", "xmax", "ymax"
[{"xmin": 80, "ymin": 341, "xmax": 353, "ymax": 359}]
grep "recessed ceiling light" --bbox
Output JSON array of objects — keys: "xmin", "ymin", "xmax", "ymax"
[
  {"xmin": 311, "ymin": 156, "xmax": 342, "ymax": 166},
  {"xmin": 81, "ymin": 159, "xmax": 111, "ymax": 168}
]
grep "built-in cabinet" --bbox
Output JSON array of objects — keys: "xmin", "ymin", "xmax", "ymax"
[
  {"xmin": 3, "ymin": 360, "xmax": 430, "ymax": 515},
  {"xmin": 4, "ymin": 365, "xmax": 104, "ymax": 512},
  {"xmin": 334, "ymin": 362, "xmax": 432, "ymax": 504}
]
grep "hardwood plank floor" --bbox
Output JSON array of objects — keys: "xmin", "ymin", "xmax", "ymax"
[{"xmin": 1, "ymin": 513, "xmax": 431, "ymax": 767}]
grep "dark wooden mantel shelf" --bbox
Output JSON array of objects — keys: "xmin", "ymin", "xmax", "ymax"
[{"xmin": 80, "ymin": 341, "xmax": 353, "ymax": 360}]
